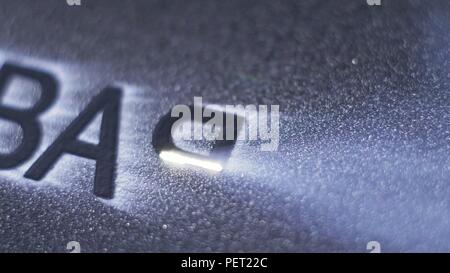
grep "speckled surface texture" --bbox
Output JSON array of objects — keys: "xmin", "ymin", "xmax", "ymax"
[{"xmin": 0, "ymin": 0, "xmax": 449, "ymax": 252}]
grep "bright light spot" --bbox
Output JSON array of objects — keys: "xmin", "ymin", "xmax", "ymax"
[{"xmin": 159, "ymin": 151, "xmax": 223, "ymax": 172}]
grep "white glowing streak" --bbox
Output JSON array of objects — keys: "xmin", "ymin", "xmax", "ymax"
[{"xmin": 159, "ymin": 151, "xmax": 223, "ymax": 172}]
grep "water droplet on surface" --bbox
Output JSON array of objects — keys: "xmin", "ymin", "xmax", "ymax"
[{"xmin": 352, "ymin": 58, "xmax": 358, "ymax": 65}]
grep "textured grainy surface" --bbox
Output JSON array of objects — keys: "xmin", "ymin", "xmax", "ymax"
[{"xmin": 0, "ymin": 0, "xmax": 449, "ymax": 252}]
